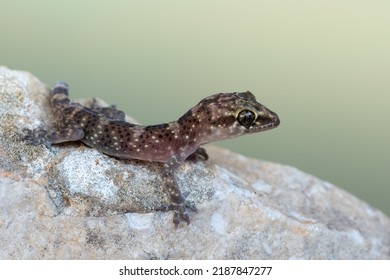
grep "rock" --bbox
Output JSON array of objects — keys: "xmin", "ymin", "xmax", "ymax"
[{"xmin": 0, "ymin": 66, "xmax": 389, "ymax": 259}]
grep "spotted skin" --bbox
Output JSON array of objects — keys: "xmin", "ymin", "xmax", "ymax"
[{"xmin": 23, "ymin": 82, "xmax": 280, "ymax": 227}]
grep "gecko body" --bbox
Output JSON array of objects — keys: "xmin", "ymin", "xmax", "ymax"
[{"xmin": 23, "ymin": 82, "xmax": 280, "ymax": 226}]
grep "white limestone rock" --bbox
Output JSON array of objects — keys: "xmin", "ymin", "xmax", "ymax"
[{"xmin": 1, "ymin": 66, "xmax": 389, "ymax": 259}]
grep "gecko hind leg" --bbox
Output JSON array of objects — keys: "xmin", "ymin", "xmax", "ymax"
[{"xmin": 22, "ymin": 127, "xmax": 85, "ymax": 147}]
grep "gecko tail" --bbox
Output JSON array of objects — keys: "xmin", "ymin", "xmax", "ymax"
[{"xmin": 51, "ymin": 81, "xmax": 69, "ymax": 96}]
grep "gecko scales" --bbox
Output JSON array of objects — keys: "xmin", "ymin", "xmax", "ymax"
[{"xmin": 23, "ymin": 82, "xmax": 280, "ymax": 227}]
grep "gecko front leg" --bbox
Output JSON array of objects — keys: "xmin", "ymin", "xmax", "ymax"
[{"xmin": 157, "ymin": 156, "xmax": 198, "ymax": 227}]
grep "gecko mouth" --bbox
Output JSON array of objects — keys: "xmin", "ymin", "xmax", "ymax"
[{"xmin": 257, "ymin": 114, "xmax": 280, "ymax": 131}]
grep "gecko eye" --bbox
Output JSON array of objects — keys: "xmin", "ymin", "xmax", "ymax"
[{"xmin": 237, "ymin": 109, "xmax": 256, "ymax": 127}]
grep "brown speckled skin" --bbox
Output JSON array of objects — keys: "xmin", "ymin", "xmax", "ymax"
[{"xmin": 23, "ymin": 82, "xmax": 280, "ymax": 226}]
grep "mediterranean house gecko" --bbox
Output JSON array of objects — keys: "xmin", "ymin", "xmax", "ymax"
[{"xmin": 23, "ymin": 82, "xmax": 280, "ymax": 227}]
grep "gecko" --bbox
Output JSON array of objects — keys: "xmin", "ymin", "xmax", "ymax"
[{"xmin": 23, "ymin": 82, "xmax": 280, "ymax": 227}]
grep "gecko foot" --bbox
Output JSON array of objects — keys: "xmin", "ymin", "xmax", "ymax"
[
  {"xmin": 155, "ymin": 200, "xmax": 198, "ymax": 228},
  {"xmin": 21, "ymin": 128, "xmax": 51, "ymax": 147}
]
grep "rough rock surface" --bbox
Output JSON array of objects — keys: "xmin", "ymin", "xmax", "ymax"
[{"xmin": 0, "ymin": 66, "xmax": 389, "ymax": 259}]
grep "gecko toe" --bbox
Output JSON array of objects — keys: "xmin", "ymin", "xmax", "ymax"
[
  {"xmin": 173, "ymin": 207, "xmax": 191, "ymax": 228},
  {"xmin": 174, "ymin": 201, "xmax": 197, "ymax": 226},
  {"xmin": 184, "ymin": 200, "xmax": 198, "ymax": 213},
  {"xmin": 156, "ymin": 200, "xmax": 198, "ymax": 227}
]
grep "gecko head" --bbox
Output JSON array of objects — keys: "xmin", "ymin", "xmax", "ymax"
[
  {"xmin": 233, "ymin": 91, "xmax": 280, "ymax": 132},
  {"xmin": 192, "ymin": 91, "xmax": 280, "ymax": 143}
]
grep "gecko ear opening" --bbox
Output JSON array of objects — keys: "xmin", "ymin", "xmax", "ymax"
[{"xmin": 236, "ymin": 109, "xmax": 256, "ymax": 127}]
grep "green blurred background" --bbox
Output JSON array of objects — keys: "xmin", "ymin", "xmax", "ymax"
[{"xmin": 1, "ymin": 0, "xmax": 389, "ymax": 215}]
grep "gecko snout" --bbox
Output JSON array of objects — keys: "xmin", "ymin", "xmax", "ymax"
[{"xmin": 272, "ymin": 113, "xmax": 280, "ymax": 127}]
